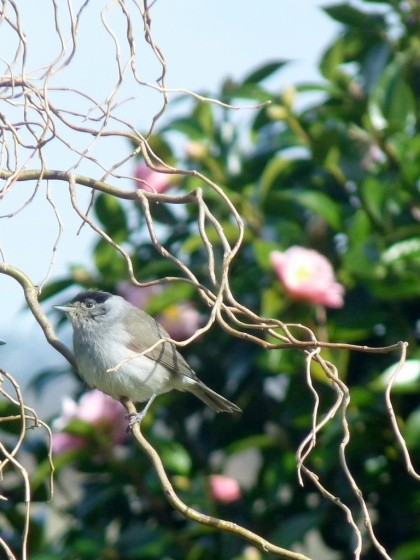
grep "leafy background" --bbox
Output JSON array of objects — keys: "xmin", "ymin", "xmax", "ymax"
[{"xmin": 1, "ymin": 1, "xmax": 419, "ymax": 558}]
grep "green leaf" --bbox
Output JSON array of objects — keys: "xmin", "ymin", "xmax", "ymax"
[
  {"xmin": 222, "ymin": 82, "xmax": 273, "ymax": 102},
  {"xmin": 382, "ymin": 238, "xmax": 420, "ymax": 265},
  {"xmin": 144, "ymin": 283, "xmax": 196, "ymax": 315},
  {"xmin": 372, "ymin": 360, "xmax": 420, "ymax": 394},
  {"xmin": 227, "ymin": 433, "xmax": 278, "ymax": 454},
  {"xmin": 360, "ymin": 176, "xmax": 388, "ymax": 226},
  {"xmin": 346, "ymin": 209, "xmax": 372, "ymax": 245},
  {"xmin": 323, "ymin": 3, "xmax": 385, "ymax": 28},
  {"xmin": 319, "ymin": 32, "xmax": 363, "ymax": 80},
  {"xmin": 344, "ymin": 236, "xmax": 384, "ymax": 279},
  {"xmin": 388, "ymin": 133, "xmax": 420, "ymax": 183},
  {"xmin": 292, "ymin": 190, "xmax": 343, "ymax": 230},
  {"xmin": 95, "ymin": 193, "xmax": 128, "ymax": 238},
  {"xmin": 265, "ymin": 189, "xmax": 343, "ymax": 230},
  {"xmin": 160, "ymin": 441, "xmax": 191, "ymax": 474},
  {"xmin": 31, "ymin": 555, "xmax": 60, "ymax": 560},
  {"xmin": 405, "ymin": 409, "xmax": 420, "ymax": 450},
  {"xmin": 0, "ymin": 400, "xmax": 25, "ymax": 434},
  {"xmin": 38, "ymin": 278, "xmax": 75, "ymax": 301},
  {"xmin": 260, "ymin": 286, "xmax": 285, "ymax": 320},
  {"xmin": 94, "ymin": 238, "xmax": 126, "ymax": 278},
  {"xmin": 28, "ymin": 366, "xmax": 72, "ymax": 395},
  {"xmin": 144, "ymin": 134, "xmax": 174, "ymax": 164},
  {"xmin": 243, "ymin": 60, "xmax": 288, "ymax": 84},
  {"xmin": 253, "ymin": 239, "xmax": 281, "ymax": 270},
  {"xmin": 260, "ymin": 157, "xmax": 292, "ymax": 196},
  {"xmin": 369, "ymin": 276, "xmax": 420, "ymax": 300},
  {"xmin": 148, "ymin": 202, "xmax": 178, "ymax": 225},
  {"xmin": 272, "ymin": 512, "xmax": 324, "ymax": 548},
  {"xmin": 368, "ymin": 58, "xmax": 416, "ymax": 132},
  {"xmin": 64, "ymin": 418, "xmax": 97, "ymax": 437},
  {"xmin": 393, "ymin": 540, "xmax": 420, "ymax": 560},
  {"xmin": 361, "ymin": 41, "xmax": 391, "ymax": 92},
  {"xmin": 192, "ymin": 100, "xmax": 215, "ymax": 135},
  {"xmin": 161, "ymin": 117, "xmax": 206, "ymax": 140}
]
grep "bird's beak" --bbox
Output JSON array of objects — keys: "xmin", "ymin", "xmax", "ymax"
[
  {"xmin": 54, "ymin": 305, "xmax": 73, "ymax": 313},
  {"xmin": 0, "ymin": 339, "xmax": 5, "ymax": 345}
]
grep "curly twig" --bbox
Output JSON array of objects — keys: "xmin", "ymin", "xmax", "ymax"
[{"xmin": 122, "ymin": 397, "xmax": 312, "ymax": 560}]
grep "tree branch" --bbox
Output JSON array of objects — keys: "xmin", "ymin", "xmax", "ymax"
[
  {"xmin": 122, "ymin": 397, "xmax": 312, "ymax": 560},
  {"xmin": 0, "ymin": 263, "xmax": 75, "ymax": 368}
]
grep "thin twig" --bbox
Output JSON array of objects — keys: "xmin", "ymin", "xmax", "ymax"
[
  {"xmin": 384, "ymin": 342, "xmax": 420, "ymax": 480},
  {"xmin": 122, "ymin": 398, "xmax": 312, "ymax": 560}
]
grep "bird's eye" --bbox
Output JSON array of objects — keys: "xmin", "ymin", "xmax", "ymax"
[{"xmin": 85, "ymin": 301, "xmax": 94, "ymax": 309}]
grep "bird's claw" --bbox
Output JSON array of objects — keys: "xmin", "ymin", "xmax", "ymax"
[{"xmin": 126, "ymin": 412, "xmax": 145, "ymax": 430}]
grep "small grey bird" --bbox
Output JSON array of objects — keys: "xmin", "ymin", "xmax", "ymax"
[{"xmin": 55, "ymin": 290, "xmax": 241, "ymax": 424}]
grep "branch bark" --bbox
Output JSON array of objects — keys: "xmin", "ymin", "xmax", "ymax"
[{"xmin": 122, "ymin": 397, "xmax": 312, "ymax": 560}]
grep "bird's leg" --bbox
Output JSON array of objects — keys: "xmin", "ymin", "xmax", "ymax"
[{"xmin": 128, "ymin": 393, "xmax": 157, "ymax": 427}]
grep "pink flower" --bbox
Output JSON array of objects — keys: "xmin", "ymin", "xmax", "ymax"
[
  {"xmin": 52, "ymin": 390, "xmax": 128, "ymax": 454},
  {"xmin": 117, "ymin": 282, "xmax": 161, "ymax": 309},
  {"xmin": 52, "ymin": 433, "xmax": 86, "ymax": 454},
  {"xmin": 118, "ymin": 283, "xmax": 202, "ymax": 341},
  {"xmin": 158, "ymin": 302, "xmax": 202, "ymax": 341},
  {"xmin": 209, "ymin": 475, "xmax": 241, "ymax": 504},
  {"xmin": 270, "ymin": 246, "xmax": 344, "ymax": 308},
  {"xmin": 74, "ymin": 391, "xmax": 127, "ymax": 438},
  {"xmin": 134, "ymin": 162, "xmax": 171, "ymax": 194}
]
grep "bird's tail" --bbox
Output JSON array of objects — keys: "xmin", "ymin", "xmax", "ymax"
[{"xmin": 189, "ymin": 381, "xmax": 241, "ymax": 414}]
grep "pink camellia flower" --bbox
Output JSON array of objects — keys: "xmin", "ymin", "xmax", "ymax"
[
  {"xmin": 270, "ymin": 246, "xmax": 345, "ymax": 308},
  {"xmin": 52, "ymin": 390, "xmax": 128, "ymax": 454},
  {"xmin": 117, "ymin": 281, "xmax": 161, "ymax": 309},
  {"xmin": 117, "ymin": 282, "xmax": 202, "ymax": 341},
  {"xmin": 209, "ymin": 475, "xmax": 241, "ymax": 504},
  {"xmin": 134, "ymin": 162, "xmax": 171, "ymax": 194},
  {"xmin": 158, "ymin": 302, "xmax": 203, "ymax": 341},
  {"xmin": 52, "ymin": 433, "xmax": 87, "ymax": 454}
]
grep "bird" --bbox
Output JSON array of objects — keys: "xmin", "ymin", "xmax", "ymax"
[{"xmin": 55, "ymin": 290, "xmax": 241, "ymax": 424}]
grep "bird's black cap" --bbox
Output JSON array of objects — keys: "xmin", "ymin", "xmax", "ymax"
[{"xmin": 71, "ymin": 290, "xmax": 113, "ymax": 305}]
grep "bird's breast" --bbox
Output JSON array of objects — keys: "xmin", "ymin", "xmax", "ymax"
[{"xmin": 73, "ymin": 327, "xmax": 173, "ymax": 402}]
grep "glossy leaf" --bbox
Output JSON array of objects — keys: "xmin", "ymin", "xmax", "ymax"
[
  {"xmin": 160, "ymin": 441, "xmax": 192, "ymax": 475},
  {"xmin": 292, "ymin": 190, "xmax": 343, "ymax": 230},
  {"xmin": 161, "ymin": 117, "xmax": 207, "ymax": 140},
  {"xmin": 243, "ymin": 60, "xmax": 288, "ymax": 84},
  {"xmin": 192, "ymin": 100, "xmax": 215, "ymax": 135},
  {"xmin": 95, "ymin": 193, "xmax": 128, "ymax": 238},
  {"xmin": 143, "ymin": 283, "xmax": 196, "ymax": 315},
  {"xmin": 38, "ymin": 278, "xmax": 75, "ymax": 301},
  {"xmin": 368, "ymin": 59, "xmax": 416, "ymax": 132},
  {"xmin": 323, "ymin": 3, "xmax": 385, "ymax": 29},
  {"xmin": 222, "ymin": 82, "xmax": 273, "ymax": 102},
  {"xmin": 94, "ymin": 238, "xmax": 126, "ymax": 278}
]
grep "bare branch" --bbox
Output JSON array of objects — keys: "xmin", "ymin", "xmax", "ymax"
[
  {"xmin": 0, "ymin": 263, "xmax": 75, "ymax": 367},
  {"xmin": 384, "ymin": 342, "xmax": 420, "ymax": 480},
  {"xmin": 122, "ymin": 398, "xmax": 312, "ymax": 560}
]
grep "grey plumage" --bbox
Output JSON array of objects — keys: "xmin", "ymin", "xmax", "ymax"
[{"xmin": 56, "ymin": 290, "xmax": 241, "ymax": 420}]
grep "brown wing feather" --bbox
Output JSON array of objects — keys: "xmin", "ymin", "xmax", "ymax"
[{"xmin": 123, "ymin": 307, "xmax": 198, "ymax": 381}]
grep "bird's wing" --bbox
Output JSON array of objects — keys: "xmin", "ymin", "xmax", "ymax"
[{"xmin": 123, "ymin": 307, "xmax": 198, "ymax": 381}]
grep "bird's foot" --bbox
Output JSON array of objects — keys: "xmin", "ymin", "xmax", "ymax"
[
  {"xmin": 127, "ymin": 411, "xmax": 146, "ymax": 428},
  {"xmin": 126, "ymin": 393, "xmax": 157, "ymax": 429}
]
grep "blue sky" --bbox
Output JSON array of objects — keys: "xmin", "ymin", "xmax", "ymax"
[{"xmin": 0, "ymin": 0, "xmax": 338, "ymax": 400}]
